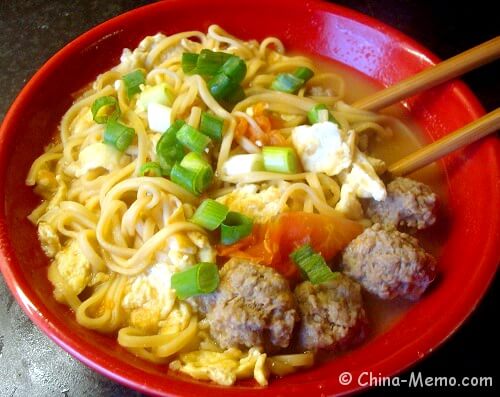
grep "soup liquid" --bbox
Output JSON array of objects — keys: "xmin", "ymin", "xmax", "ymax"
[{"xmin": 309, "ymin": 56, "xmax": 449, "ymax": 337}]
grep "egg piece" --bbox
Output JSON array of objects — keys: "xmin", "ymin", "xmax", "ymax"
[
  {"xmin": 72, "ymin": 142, "xmax": 125, "ymax": 177},
  {"xmin": 121, "ymin": 262, "xmax": 176, "ymax": 331},
  {"xmin": 52, "ymin": 240, "xmax": 91, "ymax": 301},
  {"xmin": 216, "ymin": 183, "xmax": 288, "ymax": 223},
  {"xmin": 335, "ymin": 184, "xmax": 364, "ymax": 220},
  {"xmin": 170, "ymin": 347, "xmax": 270, "ymax": 386},
  {"xmin": 37, "ymin": 222, "xmax": 61, "ymax": 258},
  {"xmin": 343, "ymin": 151, "xmax": 387, "ymax": 201},
  {"xmin": 291, "ymin": 121, "xmax": 354, "ymax": 176}
]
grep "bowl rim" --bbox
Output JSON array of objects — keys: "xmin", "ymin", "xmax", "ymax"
[{"xmin": 0, "ymin": 0, "xmax": 499, "ymax": 396}]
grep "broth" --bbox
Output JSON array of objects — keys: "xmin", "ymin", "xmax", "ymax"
[{"xmin": 309, "ymin": 55, "xmax": 448, "ymax": 337}]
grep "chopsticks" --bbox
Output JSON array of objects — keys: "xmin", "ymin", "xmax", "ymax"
[
  {"xmin": 388, "ymin": 108, "xmax": 500, "ymax": 176},
  {"xmin": 350, "ymin": 36, "xmax": 500, "ymax": 176},
  {"xmin": 352, "ymin": 36, "xmax": 500, "ymax": 112}
]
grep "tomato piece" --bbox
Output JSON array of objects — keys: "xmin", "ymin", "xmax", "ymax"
[
  {"xmin": 277, "ymin": 212, "xmax": 363, "ymax": 261},
  {"xmin": 216, "ymin": 211, "xmax": 363, "ymax": 281}
]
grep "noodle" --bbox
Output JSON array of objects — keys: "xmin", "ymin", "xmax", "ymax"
[{"xmin": 26, "ymin": 25, "xmax": 400, "ymax": 387}]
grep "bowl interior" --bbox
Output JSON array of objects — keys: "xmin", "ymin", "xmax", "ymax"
[{"xmin": 0, "ymin": 0, "xmax": 499, "ymax": 396}]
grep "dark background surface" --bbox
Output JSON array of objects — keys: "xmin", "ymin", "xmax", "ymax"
[{"xmin": 0, "ymin": 1, "xmax": 498, "ymax": 396}]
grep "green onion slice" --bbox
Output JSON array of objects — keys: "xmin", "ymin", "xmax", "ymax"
[
  {"xmin": 290, "ymin": 244, "xmax": 338, "ymax": 284},
  {"xmin": 270, "ymin": 73, "xmax": 304, "ymax": 93},
  {"xmin": 190, "ymin": 199, "xmax": 229, "ymax": 231},
  {"xmin": 176, "ymin": 124, "xmax": 212, "ymax": 153},
  {"xmin": 199, "ymin": 112, "xmax": 224, "ymax": 141},
  {"xmin": 182, "ymin": 53, "xmax": 199, "ymax": 74},
  {"xmin": 104, "ymin": 120, "xmax": 135, "ymax": 152},
  {"xmin": 171, "ymin": 262, "xmax": 220, "ymax": 299},
  {"xmin": 208, "ymin": 72, "xmax": 239, "ymax": 100},
  {"xmin": 262, "ymin": 146, "xmax": 298, "ymax": 174},
  {"xmin": 307, "ymin": 103, "xmax": 338, "ymax": 125},
  {"xmin": 293, "ymin": 67, "xmax": 314, "ymax": 82},
  {"xmin": 196, "ymin": 49, "xmax": 233, "ymax": 76},
  {"xmin": 220, "ymin": 56, "xmax": 247, "ymax": 83},
  {"xmin": 180, "ymin": 151, "xmax": 211, "ymax": 172},
  {"xmin": 139, "ymin": 162, "xmax": 162, "ymax": 177},
  {"xmin": 220, "ymin": 212, "xmax": 253, "ymax": 245},
  {"xmin": 170, "ymin": 162, "xmax": 213, "ymax": 195},
  {"xmin": 122, "ymin": 70, "xmax": 146, "ymax": 98},
  {"xmin": 224, "ymin": 85, "xmax": 246, "ymax": 104},
  {"xmin": 179, "ymin": 152, "xmax": 214, "ymax": 193},
  {"xmin": 91, "ymin": 96, "xmax": 120, "ymax": 124},
  {"xmin": 156, "ymin": 120, "xmax": 186, "ymax": 175}
]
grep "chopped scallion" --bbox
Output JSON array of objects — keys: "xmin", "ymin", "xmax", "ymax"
[
  {"xmin": 176, "ymin": 123, "xmax": 211, "ymax": 153},
  {"xmin": 179, "ymin": 152, "xmax": 214, "ymax": 192},
  {"xmin": 91, "ymin": 96, "xmax": 120, "ymax": 124},
  {"xmin": 199, "ymin": 112, "xmax": 224, "ymax": 141},
  {"xmin": 122, "ymin": 70, "xmax": 145, "ymax": 98},
  {"xmin": 220, "ymin": 212, "xmax": 253, "ymax": 245},
  {"xmin": 224, "ymin": 85, "xmax": 246, "ymax": 104},
  {"xmin": 262, "ymin": 146, "xmax": 298, "ymax": 174},
  {"xmin": 139, "ymin": 162, "xmax": 162, "ymax": 177},
  {"xmin": 180, "ymin": 151, "xmax": 212, "ymax": 173},
  {"xmin": 307, "ymin": 103, "xmax": 338, "ymax": 125},
  {"xmin": 208, "ymin": 72, "xmax": 239, "ymax": 100},
  {"xmin": 196, "ymin": 49, "xmax": 233, "ymax": 76},
  {"xmin": 182, "ymin": 53, "xmax": 199, "ymax": 74},
  {"xmin": 170, "ymin": 162, "xmax": 212, "ymax": 195},
  {"xmin": 156, "ymin": 120, "xmax": 186, "ymax": 175},
  {"xmin": 293, "ymin": 67, "xmax": 314, "ymax": 82},
  {"xmin": 171, "ymin": 262, "xmax": 220, "ymax": 299},
  {"xmin": 104, "ymin": 120, "xmax": 135, "ymax": 152},
  {"xmin": 190, "ymin": 199, "xmax": 229, "ymax": 231},
  {"xmin": 290, "ymin": 244, "xmax": 338, "ymax": 284},
  {"xmin": 220, "ymin": 56, "xmax": 247, "ymax": 83},
  {"xmin": 270, "ymin": 73, "xmax": 304, "ymax": 93}
]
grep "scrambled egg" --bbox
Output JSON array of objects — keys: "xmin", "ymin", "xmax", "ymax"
[
  {"xmin": 342, "ymin": 151, "xmax": 387, "ymax": 201},
  {"xmin": 170, "ymin": 347, "xmax": 269, "ymax": 386},
  {"xmin": 291, "ymin": 121, "xmax": 387, "ymax": 219},
  {"xmin": 66, "ymin": 142, "xmax": 129, "ymax": 177},
  {"xmin": 216, "ymin": 183, "xmax": 288, "ymax": 223},
  {"xmin": 52, "ymin": 239, "xmax": 91, "ymax": 302},
  {"xmin": 155, "ymin": 231, "xmax": 216, "ymax": 272},
  {"xmin": 115, "ymin": 33, "xmax": 166, "ymax": 72},
  {"xmin": 38, "ymin": 222, "xmax": 61, "ymax": 258},
  {"xmin": 121, "ymin": 262, "xmax": 176, "ymax": 331},
  {"xmin": 116, "ymin": 33, "xmax": 184, "ymax": 72},
  {"xmin": 292, "ymin": 121, "xmax": 355, "ymax": 176},
  {"xmin": 335, "ymin": 184, "xmax": 364, "ymax": 220},
  {"xmin": 122, "ymin": 232, "xmax": 215, "ymax": 331}
]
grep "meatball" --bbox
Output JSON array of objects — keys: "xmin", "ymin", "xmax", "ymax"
[
  {"xmin": 203, "ymin": 258, "xmax": 298, "ymax": 350},
  {"xmin": 294, "ymin": 276, "xmax": 367, "ymax": 351},
  {"xmin": 365, "ymin": 177, "xmax": 437, "ymax": 229},
  {"xmin": 342, "ymin": 224, "xmax": 436, "ymax": 300}
]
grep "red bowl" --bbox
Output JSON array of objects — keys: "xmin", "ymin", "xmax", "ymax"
[{"xmin": 0, "ymin": 0, "xmax": 499, "ymax": 395}]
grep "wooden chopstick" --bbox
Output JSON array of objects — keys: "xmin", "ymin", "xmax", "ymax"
[
  {"xmin": 388, "ymin": 108, "xmax": 500, "ymax": 176},
  {"xmin": 352, "ymin": 36, "xmax": 500, "ymax": 112}
]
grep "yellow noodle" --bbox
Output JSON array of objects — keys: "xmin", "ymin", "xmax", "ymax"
[{"xmin": 26, "ymin": 25, "xmax": 403, "ymax": 388}]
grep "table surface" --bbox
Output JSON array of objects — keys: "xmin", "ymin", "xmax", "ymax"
[{"xmin": 0, "ymin": 1, "xmax": 498, "ymax": 396}]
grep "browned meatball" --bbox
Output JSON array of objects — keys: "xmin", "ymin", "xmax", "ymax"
[
  {"xmin": 202, "ymin": 258, "xmax": 298, "ymax": 350},
  {"xmin": 365, "ymin": 177, "xmax": 437, "ymax": 230},
  {"xmin": 294, "ymin": 276, "xmax": 367, "ymax": 351},
  {"xmin": 342, "ymin": 224, "xmax": 436, "ymax": 300}
]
